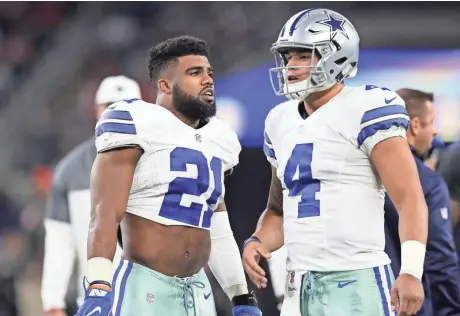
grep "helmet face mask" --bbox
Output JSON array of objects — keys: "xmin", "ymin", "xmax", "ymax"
[
  {"xmin": 269, "ymin": 42, "xmax": 337, "ymax": 100},
  {"xmin": 269, "ymin": 9, "xmax": 360, "ymax": 100}
]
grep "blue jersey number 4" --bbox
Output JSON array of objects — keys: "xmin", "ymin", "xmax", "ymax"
[
  {"xmin": 158, "ymin": 147, "xmax": 223, "ymax": 229},
  {"xmin": 284, "ymin": 143, "xmax": 321, "ymax": 218}
]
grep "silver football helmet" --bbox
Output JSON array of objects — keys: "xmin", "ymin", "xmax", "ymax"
[{"xmin": 269, "ymin": 8, "xmax": 360, "ymax": 100}]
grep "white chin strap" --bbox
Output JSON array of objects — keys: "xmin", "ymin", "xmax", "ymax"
[
  {"xmin": 283, "ymin": 79, "xmax": 310, "ymax": 100},
  {"xmin": 283, "ymin": 77, "xmax": 332, "ymax": 100}
]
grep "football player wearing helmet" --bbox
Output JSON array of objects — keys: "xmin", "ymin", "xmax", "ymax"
[{"xmin": 243, "ymin": 9, "xmax": 427, "ymax": 316}]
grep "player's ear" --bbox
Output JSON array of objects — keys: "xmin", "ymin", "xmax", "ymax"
[
  {"xmin": 158, "ymin": 79, "xmax": 172, "ymax": 94},
  {"xmin": 409, "ymin": 117, "xmax": 419, "ymax": 136}
]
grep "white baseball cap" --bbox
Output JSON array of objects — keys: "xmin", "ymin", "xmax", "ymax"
[{"xmin": 95, "ymin": 75, "xmax": 142, "ymax": 105}]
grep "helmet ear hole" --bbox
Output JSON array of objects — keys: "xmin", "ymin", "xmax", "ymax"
[{"xmin": 335, "ymin": 57, "xmax": 348, "ymax": 66}]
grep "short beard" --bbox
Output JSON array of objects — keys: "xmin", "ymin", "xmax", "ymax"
[{"xmin": 172, "ymin": 85, "xmax": 216, "ymax": 121}]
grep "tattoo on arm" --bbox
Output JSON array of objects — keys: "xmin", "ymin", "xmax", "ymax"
[{"xmin": 267, "ymin": 167, "xmax": 283, "ymax": 215}]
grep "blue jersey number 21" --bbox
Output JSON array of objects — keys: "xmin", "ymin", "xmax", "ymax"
[
  {"xmin": 284, "ymin": 143, "xmax": 321, "ymax": 218},
  {"xmin": 158, "ymin": 147, "xmax": 222, "ymax": 229}
]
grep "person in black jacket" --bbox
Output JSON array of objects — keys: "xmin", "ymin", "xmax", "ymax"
[
  {"xmin": 385, "ymin": 88, "xmax": 460, "ymax": 315},
  {"xmin": 433, "ymin": 142, "xmax": 460, "ymax": 281},
  {"xmin": 0, "ymin": 192, "xmax": 22, "ymax": 316},
  {"xmin": 435, "ymin": 142, "xmax": 460, "ymax": 229}
]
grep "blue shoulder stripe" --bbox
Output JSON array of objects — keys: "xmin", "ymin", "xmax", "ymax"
[
  {"xmin": 96, "ymin": 122, "xmax": 137, "ymax": 137},
  {"xmin": 361, "ymin": 105, "xmax": 408, "ymax": 125},
  {"xmin": 100, "ymin": 110, "xmax": 133, "ymax": 122},
  {"xmin": 263, "ymin": 142, "xmax": 277, "ymax": 160},
  {"xmin": 357, "ymin": 118, "xmax": 409, "ymax": 148},
  {"xmin": 264, "ymin": 132, "xmax": 273, "ymax": 145}
]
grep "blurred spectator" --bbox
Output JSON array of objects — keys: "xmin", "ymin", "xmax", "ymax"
[
  {"xmin": 0, "ymin": 2, "xmax": 75, "ymax": 100},
  {"xmin": 0, "ymin": 191, "xmax": 24, "ymax": 316},
  {"xmin": 436, "ymin": 144, "xmax": 460, "ymax": 229},
  {"xmin": 41, "ymin": 75, "xmax": 140, "ymax": 315},
  {"xmin": 435, "ymin": 144, "xmax": 460, "ymax": 275}
]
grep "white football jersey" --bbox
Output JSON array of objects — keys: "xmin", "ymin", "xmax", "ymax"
[
  {"xmin": 264, "ymin": 85, "xmax": 409, "ymax": 272},
  {"xmin": 95, "ymin": 98, "xmax": 241, "ymax": 229}
]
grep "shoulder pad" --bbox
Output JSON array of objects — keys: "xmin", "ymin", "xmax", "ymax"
[{"xmin": 95, "ymin": 98, "xmax": 150, "ymax": 152}]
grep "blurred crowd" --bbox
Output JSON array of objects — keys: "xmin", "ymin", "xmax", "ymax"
[
  {"xmin": 0, "ymin": 2, "xmax": 459, "ymax": 316},
  {"xmin": 0, "ymin": 2, "xmax": 76, "ymax": 101},
  {"xmin": 0, "ymin": 3, "xmax": 75, "ymax": 315},
  {"xmin": 4, "ymin": 1, "xmax": 459, "ymax": 173},
  {"xmin": 48, "ymin": 2, "xmax": 322, "ymax": 158}
]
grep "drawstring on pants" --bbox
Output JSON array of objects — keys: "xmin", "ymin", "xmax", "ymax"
[{"xmin": 175, "ymin": 276, "xmax": 205, "ymax": 316}]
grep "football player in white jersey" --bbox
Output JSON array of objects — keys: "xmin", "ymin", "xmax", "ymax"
[
  {"xmin": 242, "ymin": 9, "xmax": 428, "ymax": 316},
  {"xmin": 75, "ymin": 36, "xmax": 261, "ymax": 316}
]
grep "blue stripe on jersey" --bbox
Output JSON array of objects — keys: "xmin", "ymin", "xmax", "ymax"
[
  {"xmin": 361, "ymin": 105, "xmax": 408, "ymax": 125},
  {"xmin": 263, "ymin": 142, "xmax": 277, "ymax": 160},
  {"xmin": 264, "ymin": 132, "xmax": 273, "ymax": 145},
  {"xmin": 96, "ymin": 122, "xmax": 137, "ymax": 137},
  {"xmin": 357, "ymin": 118, "xmax": 409, "ymax": 148},
  {"xmin": 100, "ymin": 110, "xmax": 134, "ymax": 122}
]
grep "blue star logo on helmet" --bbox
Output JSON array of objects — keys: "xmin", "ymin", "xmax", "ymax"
[{"xmin": 316, "ymin": 10, "xmax": 349, "ymax": 40}]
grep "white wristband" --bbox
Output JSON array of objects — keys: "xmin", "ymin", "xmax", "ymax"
[
  {"xmin": 399, "ymin": 240, "xmax": 426, "ymax": 281},
  {"xmin": 87, "ymin": 257, "xmax": 113, "ymax": 284}
]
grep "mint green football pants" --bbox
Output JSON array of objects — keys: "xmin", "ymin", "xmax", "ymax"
[
  {"xmin": 282, "ymin": 264, "xmax": 397, "ymax": 316},
  {"xmin": 111, "ymin": 259, "xmax": 217, "ymax": 316}
]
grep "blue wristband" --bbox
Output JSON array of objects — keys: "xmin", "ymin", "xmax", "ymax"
[{"xmin": 243, "ymin": 236, "xmax": 262, "ymax": 251}]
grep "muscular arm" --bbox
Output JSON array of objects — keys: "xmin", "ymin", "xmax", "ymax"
[
  {"xmin": 253, "ymin": 166, "xmax": 284, "ymax": 252},
  {"xmin": 371, "ymin": 137, "xmax": 428, "ymax": 278},
  {"xmin": 87, "ymin": 147, "xmax": 142, "ymax": 282},
  {"xmin": 214, "ymin": 201, "xmax": 226, "ymax": 213},
  {"xmin": 372, "ymin": 137, "xmax": 427, "ymax": 244}
]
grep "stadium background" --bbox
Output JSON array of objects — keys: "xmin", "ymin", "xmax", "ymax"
[{"xmin": 0, "ymin": 1, "xmax": 459, "ymax": 316}]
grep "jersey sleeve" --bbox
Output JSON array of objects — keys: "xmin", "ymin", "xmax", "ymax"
[
  {"xmin": 95, "ymin": 99, "xmax": 150, "ymax": 153},
  {"xmin": 223, "ymin": 133, "xmax": 241, "ymax": 173},
  {"xmin": 356, "ymin": 88, "xmax": 410, "ymax": 156},
  {"xmin": 229, "ymin": 138, "xmax": 242, "ymax": 173},
  {"xmin": 263, "ymin": 111, "xmax": 278, "ymax": 169},
  {"xmin": 215, "ymin": 118, "xmax": 242, "ymax": 173}
]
